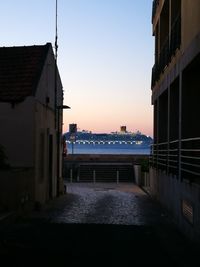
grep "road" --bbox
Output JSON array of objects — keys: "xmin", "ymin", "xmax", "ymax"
[{"xmin": 0, "ymin": 183, "xmax": 199, "ymax": 266}]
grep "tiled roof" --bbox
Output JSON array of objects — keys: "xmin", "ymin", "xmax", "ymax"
[{"xmin": 0, "ymin": 43, "xmax": 51, "ymax": 103}]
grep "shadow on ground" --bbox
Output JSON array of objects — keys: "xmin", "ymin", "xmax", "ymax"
[{"xmin": 0, "ymin": 220, "xmax": 199, "ymax": 266}]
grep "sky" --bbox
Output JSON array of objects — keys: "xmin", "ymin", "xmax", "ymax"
[{"xmin": 0, "ymin": 0, "xmax": 154, "ymax": 137}]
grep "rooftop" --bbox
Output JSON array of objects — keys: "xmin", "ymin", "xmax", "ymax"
[{"xmin": 0, "ymin": 43, "xmax": 52, "ymax": 103}]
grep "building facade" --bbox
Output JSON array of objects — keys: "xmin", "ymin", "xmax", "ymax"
[
  {"xmin": 150, "ymin": 0, "xmax": 200, "ymax": 241},
  {"xmin": 0, "ymin": 43, "xmax": 65, "ymax": 210}
]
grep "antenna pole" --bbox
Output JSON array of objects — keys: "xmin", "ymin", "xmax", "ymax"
[
  {"xmin": 55, "ymin": 0, "xmax": 60, "ymax": 196},
  {"xmin": 54, "ymin": 0, "xmax": 58, "ymax": 129},
  {"xmin": 55, "ymin": 0, "xmax": 58, "ymax": 61}
]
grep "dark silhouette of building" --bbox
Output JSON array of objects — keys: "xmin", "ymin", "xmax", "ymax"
[
  {"xmin": 0, "ymin": 43, "xmax": 65, "ymax": 210},
  {"xmin": 149, "ymin": 0, "xmax": 200, "ymax": 241}
]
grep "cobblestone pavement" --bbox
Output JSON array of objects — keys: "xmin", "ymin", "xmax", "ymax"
[
  {"xmin": 28, "ymin": 183, "xmax": 169, "ymax": 225},
  {"xmin": 0, "ymin": 183, "xmax": 200, "ymax": 266}
]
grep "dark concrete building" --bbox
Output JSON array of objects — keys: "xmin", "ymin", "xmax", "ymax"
[{"xmin": 149, "ymin": 0, "xmax": 200, "ymax": 241}]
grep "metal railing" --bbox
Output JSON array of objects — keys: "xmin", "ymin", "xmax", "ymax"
[
  {"xmin": 151, "ymin": 63, "xmax": 158, "ymax": 89},
  {"xmin": 170, "ymin": 13, "xmax": 181, "ymax": 56},
  {"xmin": 151, "ymin": 13, "xmax": 181, "ymax": 88},
  {"xmin": 150, "ymin": 141, "xmax": 168, "ymax": 171},
  {"xmin": 159, "ymin": 37, "xmax": 170, "ymax": 72},
  {"xmin": 151, "ymin": 37, "xmax": 170, "ymax": 88},
  {"xmin": 168, "ymin": 140, "xmax": 178, "ymax": 174},
  {"xmin": 181, "ymin": 137, "xmax": 200, "ymax": 179},
  {"xmin": 150, "ymin": 137, "xmax": 200, "ymax": 182}
]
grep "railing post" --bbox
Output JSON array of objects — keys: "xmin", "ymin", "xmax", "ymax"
[
  {"xmin": 116, "ymin": 170, "xmax": 119, "ymax": 184},
  {"xmin": 156, "ymin": 98, "xmax": 159, "ymax": 168},
  {"xmin": 93, "ymin": 170, "xmax": 96, "ymax": 183},
  {"xmin": 167, "ymin": 85, "xmax": 170, "ymax": 174},
  {"xmin": 178, "ymin": 71, "xmax": 182, "ymax": 180},
  {"xmin": 70, "ymin": 168, "xmax": 73, "ymax": 183}
]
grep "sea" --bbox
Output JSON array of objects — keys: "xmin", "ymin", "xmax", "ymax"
[{"xmin": 66, "ymin": 143, "xmax": 150, "ymax": 155}]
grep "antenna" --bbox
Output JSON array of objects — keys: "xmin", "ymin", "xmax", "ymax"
[
  {"xmin": 54, "ymin": 0, "xmax": 58, "ymax": 129},
  {"xmin": 55, "ymin": 0, "xmax": 59, "ymax": 196},
  {"xmin": 55, "ymin": 0, "xmax": 58, "ymax": 60}
]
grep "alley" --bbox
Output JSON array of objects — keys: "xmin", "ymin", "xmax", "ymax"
[
  {"xmin": 0, "ymin": 183, "xmax": 199, "ymax": 266},
  {"xmin": 31, "ymin": 183, "xmax": 170, "ymax": 225}
]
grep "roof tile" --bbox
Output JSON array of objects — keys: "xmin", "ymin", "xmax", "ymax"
[{"xmin": 0, "ymin": 43, "xmax": 51, "ymax": 103}]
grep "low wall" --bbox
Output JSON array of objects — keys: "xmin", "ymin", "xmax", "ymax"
[
  {"xmin": 63, "ymin": 154, "xmax": 149, "ymax": 185},
  {"xmin": 64, "ymin": 154, "xmax": 149, "ymax": 163},
  {"xmin": 0, "ymin": 168, "xmax": 34, "ymax": 211}
]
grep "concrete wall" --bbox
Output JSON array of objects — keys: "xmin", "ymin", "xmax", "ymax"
[
  {"xmin": 149, "ymin": 167, "xmax": 200, "ymax": 242},
  {"xmin": 182, "ymin": 0, "xmax": 200, "ymax": 51},
  {"xmin": 65, "ymin": 154, "xmax": 149, "ymax": 164},
  {"xmin": 150, "ymin": 0, "xmax": 200, "ymax": 242},
  {"xmin": 134, "ymin": 165, "xmax": 141, "ymax": 186},
  {"xmin": 153, "ymin": 0, "xmax": 200, "ymax": 52}
]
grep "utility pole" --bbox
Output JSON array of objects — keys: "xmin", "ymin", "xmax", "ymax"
[
  {"xmin": 55, "ymin": 0, "xmax": 60, "ymax": 197},
  {"xmin": 54, "ymin": 0, "xmax": 58, "ymax": 129},
  {"xmin": 55, "ymin": 0, "xmax": 70, "ymax": 196}
]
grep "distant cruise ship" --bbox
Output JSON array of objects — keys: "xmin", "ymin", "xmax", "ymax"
[{"xmin": 64, "ymin": 129, "xmax": 153, "ymax": 147}]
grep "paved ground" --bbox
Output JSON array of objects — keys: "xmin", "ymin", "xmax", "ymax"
[{"xmin": 0, "ymin": 183, "xmax": 200, "ymax": 266}]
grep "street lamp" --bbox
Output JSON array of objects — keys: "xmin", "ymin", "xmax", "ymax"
[{"xmin": 57, "ymin": 105, "xmax": 71, "ymax": 109}]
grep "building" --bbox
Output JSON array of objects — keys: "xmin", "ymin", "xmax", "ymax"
[
  {"xmin": 149, "ymin": 0, "xmax": 200, "ymax": 241},
  {"xmin": 0, "ymin": 43, "xmax": 65, "ymax": 210}
]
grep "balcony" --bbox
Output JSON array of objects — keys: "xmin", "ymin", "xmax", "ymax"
[
  {"xmin": 151, "ymin": 37, "xmax": 169, "ymax": 88},
  {"xmin": 150, "ymin": 137, "xmax": 200, "ymax": 183},
  {"xmin": 170, "ymin": 13, "xmax": 181, "ymax": 56},
  {"xmin": 151, "ymin": 13, "xmax": 181, "ymax": 88}
]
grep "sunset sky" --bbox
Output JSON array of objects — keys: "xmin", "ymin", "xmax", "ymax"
[{"xmin": 0, "ymin": 0, "xmax": 154, "ymax": 137}]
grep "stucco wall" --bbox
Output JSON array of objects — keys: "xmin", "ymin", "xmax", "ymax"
[
  {"xmin": 35, "ymin": 46, "xmax": 63, "ymax": 109},
  {"xmin": 0, "ymin": 45, "xmax": 64, "ymax": 206},
  {"xmin": 33, "ymin": 46, "xmax": 64, "ymax": 203},
  {"xmin": 0, "ymin": 168, "xmax": 34, "ymax": 211},
  {"xmin": 34, "ymin": 102, "xmax": 57, "ymax": 203},
  {"xmin": 0, "ymin": 98, "xmax": 35, "ymax": 167}
]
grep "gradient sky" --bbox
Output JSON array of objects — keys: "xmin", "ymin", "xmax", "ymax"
[{"xmin": 0, "ymin": 0, "xmax": 154, "ymax": 136}]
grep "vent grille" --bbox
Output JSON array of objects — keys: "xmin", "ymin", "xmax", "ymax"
[{"xmin": 182, "ymin": 199, "xmax": 194, "ymax": 224}]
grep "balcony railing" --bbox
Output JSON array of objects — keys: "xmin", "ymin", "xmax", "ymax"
[
  {"xmin": 168, "ymin": 140, "xmax": 179, "ymax": 174},
  {"xmin": 159, "ymin": 37, "xmax": 170, "ymax": 73},
  {"xmin": 170, "ymin": 13, "xmax": 181, "ymax": 56},
  {"xmin": 151, "ymin": 13, "xmax": 181, "ymax": 88},
  {"xmin": 150, "ymin": 140, "xmax": 178, "ymax": 174},
  {"xmin": 181, "ymin": 137, "xmax": 200, "ymax": 180},
  {"xmin": 150, "ymin": 142, "xmax": 167, "ymax": 170},
  {"xmin": 150, "ymin": 137, "xmax": 200, "ymax": 183},
  {"xmin": 151, "ymin": 63, "xmax": 158, "ymax": 88},
  {"xmin": 151, "ymin": 37, "xmax": 169, "ymax": 88}
]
